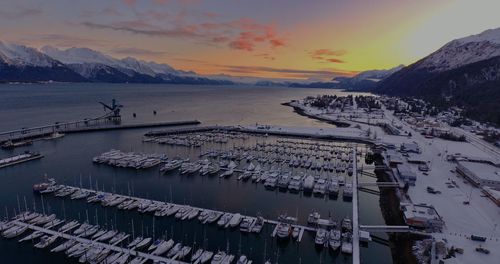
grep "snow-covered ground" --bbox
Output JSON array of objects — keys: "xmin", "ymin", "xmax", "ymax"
[{"xmin": 288, "ymin": 99, "xmax": 500, "ymax": 263}]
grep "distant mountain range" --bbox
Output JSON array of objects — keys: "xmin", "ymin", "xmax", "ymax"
[
  {"xmin": 0, "ymin": 42, "xmax": 232, "ymax": 85},
  {"xmin": 376, "ymin": 27, "xmax": 500, "ymax": 125}
]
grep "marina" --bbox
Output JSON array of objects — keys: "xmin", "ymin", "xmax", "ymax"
[{"xmin": 0, "ymin": 85, "xmax": 393, "ymax": 264}]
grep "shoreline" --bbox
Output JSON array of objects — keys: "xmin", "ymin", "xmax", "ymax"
[{"xmin": 281, "ymin": 101, "xmax": 351, "ymax": 127}]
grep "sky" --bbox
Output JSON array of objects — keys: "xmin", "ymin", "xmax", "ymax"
[{"xmin": 1, "ymin": 0, "xmax": 500, "ymax": 80}]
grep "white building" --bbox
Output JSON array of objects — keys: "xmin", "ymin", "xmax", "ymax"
[
  {"xmin": 456, "ymin": 161, "xmax": 500, "ymax": 189},
  {"xmin": 401, "ymin": 203, "xmax": 444, "ymax": 230}
]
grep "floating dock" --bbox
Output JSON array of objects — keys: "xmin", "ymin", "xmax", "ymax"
[
  {"xmin": 8, "ymin": 219, "xmax": 191, "ymax": 264},
  {"xmin": 0, "ymin": 152, "xmax": 43, "ymax": 169},
  {"xmin": 46, "ymin": 184, "xmax": 317, "ymax": 237}
]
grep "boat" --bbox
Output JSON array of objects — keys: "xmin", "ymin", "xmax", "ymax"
[
  {"xmin": 19, "ymin": 231, "xmax": 43, "ymax": 242},
  {"xmin": 315, "ymin": 228, "xmax": 327, "ymax": 247},
  {"xmin": 127, "ymin": 236, "xmax": 144, "ymax": 248},
  {"xmin": 109, "ymin": 232, "xmax": 128, "ymax": 244},
  {"xmin": 152, "ymin": 239, "xmax": 174, "ymax": 255},
  {"xmin": 133, "ymin": 237, "xmax": 152, "ymax": 250},
  {"xmin": 341, "ymin": 218, "xmax": 352, "ymax": 232},
  {"xmin": 51, "ymin": 239, "xmax": 76, "ymax": 253},
  {"xmin": 329, "ymin": 229, "xmax": 341, "ymax": 251},
  {"xmin": 95, "ymin": 230, "xmax": 117, "ymax": 242},
  {"xmin": 302, "ymin": 175, "xmax": 315, "ymax": 193},
  {"xmin": 211, "ymin": 251, "xmax": 227, "ymax": 264},
  {"xmin": 343, "ymin": 183, "xmax": 353, "ymax": 198},
  {"xmin": 292, "ymin": 227, "xmax": 300, "ymax": 239},
  {"xmin": 2, "ymin": 225, "xmax": 28, "ymax": 238},
  {"xmin": 217, "ymin": 213, "xmax": 233, "ymax": 227},
  {"xmin": 34, "ymin": 234, "xmax": 58, "ymax": 249},
  {"xmin": 219, "ymin": 168, "xmax": 234, "ymax": 178},
  {"xmin": 191, "ymin": 248, "xmax": 204, "ymax": 262},
  {"xmin": 58, "ymin": 220, "xmax": 80, "ymax": 233},
  {"xmin": 341, "ymin": 232, "xmax": 353, "ymax": 254},
  {"xmin": 198, "ymin": 251, "xmax": 214, "ymax": 263},
  {"xmin": 250, "ymin": 216, "xmax": 264, "ymax": 233},
  {"xmin": 313, "ymin": 179, "xmax": 327, "ymax": 195},
  {"xmin": 228, "ymin": 213, "xmax": 242, "ymax": 228},
  {"xmin": 239, "ymin": 217, "xmax": 254, "ymax": 232},
  {"xmin": 167, "ymin": 242, "xmax": 183, "ymax": 258},
  {"xmin": 175, "ymin": 246, "xmax": 192, "ymax": 260},
  {"xmin": 237, "ymin": 255, "xmax": 248, "ymax": 264},
  {"xmin": 276, "ymin": 222, "xmax": 291, "ymax": 239}
]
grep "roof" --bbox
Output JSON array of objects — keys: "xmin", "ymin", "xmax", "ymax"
[
  {"xmin": 458, "ymin": 161, "xmax": 500, "ymax": 182},
  {"xmin": 403, "ymin": 204, "xmax": 441, "ymax": 221}
]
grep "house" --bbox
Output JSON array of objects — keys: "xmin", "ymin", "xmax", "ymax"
[{"xmin": 396, "ymin": 164, "xmax": 417, "ymax": 185}]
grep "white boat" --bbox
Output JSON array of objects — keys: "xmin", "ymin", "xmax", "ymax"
[
  {"xmin": 151, "ymin": 239, "xmax": 174, "ymax": 255},
  {"xmin": 167, "ymin": 243, "xmax": 182, "ymax": 258},
  {"xmin": 95, "ymin": 230, "xmax": 117, "ymax": 242},
  {"xmin": 198, "ymin": 251, "xmax": 214, "ymax": 263},
  {"xmin": 228, "ymin": 213, "xmax": 242, "ymax": 228},
  {"xmin": 315, "ymin": 228, "xmax": 327, "ymax": 247},
  {"xmin": 211, "ymin": 251, "xmax": 226, "ymax": 264},
  {"xmin": 2, "ymin": 225, "xmax": 28, "ymax": 238},
  {"xmin": 329, "ymin": 229, "xmax": 341, "ymax": 251},
  {"xmin": 237, "ymin": 255, "xmax": 248, "ymax": 264},
  {"xmin": 303, "ymin": 175, "xmax": 315, "ymax": 192},
  {"xmin": 341, "ymin": 233, "xmax": 353, "ymax": 254},
  {"xmin": 19, "ymin": 230, "xmax": 43, "ymax": 242},
  {"xmin": 51, "ymin": 239, "xmax": 76, "ymax": 253},
  {"xmin": 276, "ymin": 222, "xmax": 290, "ymax": 239},
  {"xmin": 217, "ymin": 213, "xmax": 233, "ymax": 227},
  {"xmin": 191, "ymin": 248, "xmax": 204, "ymax": 262},
  {"xmin": 133, "ymin": 237, "xmax": 152, "ymax": 250},
  {"xmin": 34, "ymin": 234, "xmax": 58, "ymax": 249},
  {"xmin": 58, "ymin": 220, "xmax": 79, "ymax": 233}
]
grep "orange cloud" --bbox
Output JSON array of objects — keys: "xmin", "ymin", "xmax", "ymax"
[{"xmin": 309, "ymin": 49, "xmax": 346, "ymax": 63}]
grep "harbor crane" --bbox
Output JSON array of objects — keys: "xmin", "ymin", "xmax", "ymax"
[{"xmin": 99, "ymin": 99, "xmax": 123, "ymax": 123}]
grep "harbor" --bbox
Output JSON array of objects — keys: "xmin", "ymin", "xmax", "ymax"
[
  {"xmin": 0, "ymin": 88, "xmax": 394, "ymax": 264},
  {"xmin": 0, "ymin": 151, "xmax": 43, "ymax": 169}
]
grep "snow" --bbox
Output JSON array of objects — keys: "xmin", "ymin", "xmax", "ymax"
[
  {"xmin": 291, "ymin": 97, "xmax": 500, "ymax": 263},
  {"xmin": 352, "ymin": 64, "xmax": 404, "ymax": 81},
  {"xmin": 0, "ymin": 41, "xmax": 57, "ymax": 67},
  {"xmin": 40, "ymin": 46, "xmax": 179, "ymax": 76},
  {"xmin": 457, "ymin": 28, "xmax": 500, "ymax": 45},
  {"xmin": 417, "ymin": 27, "xmax": 500, "ymax": 72}
]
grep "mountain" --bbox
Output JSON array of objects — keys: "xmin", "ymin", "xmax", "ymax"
[
  {"xmin": 0, "ymin": 41, "xmax": 232, "ymax": 84},
  {"xmin": 0, "ymin": 41, "xmax": 86, "ymax": 82},
  {"xmin": 376, "ymin": 27, "xmax": 500, "ymax": 125},
  {"xmin": 330, "ymin": 65, "xmax": 404, "ymax": 91}
]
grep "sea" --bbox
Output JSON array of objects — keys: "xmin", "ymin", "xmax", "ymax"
[{"xmin": 0, "ymin": 83, "xmax": 391, "ymax": 263}]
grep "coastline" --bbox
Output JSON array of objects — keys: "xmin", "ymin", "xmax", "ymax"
[{"xmin": 281, "ymin": 101, "xmax": 351, "ymax": 127}]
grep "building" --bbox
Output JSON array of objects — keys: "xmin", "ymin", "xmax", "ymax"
[
  {"xmin": 482, "ymin": 187, "xmax": 500, "ymax": 207},
  {"xmin": 386, "ymin": 149, "xmax": 404, "ymax": 167},
  {"xmin": 400, "ymin": 143, "xmax": 420, "ymax": 154},
  {"xmin": 401, "ymin": 203, "xmax": 444, "ymax": 230},
  {"xmin": 456, "ymin": 161, "xmax": 500, "ymax": 189},
  {"xmin": 396, "ymin": 164, "xmax": 417, "ymax": 185}
]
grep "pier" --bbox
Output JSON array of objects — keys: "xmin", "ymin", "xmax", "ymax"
[
  {"xmin": 352, "ymin": 148, "xmax": 360, "ymax": 264},
  {"xmin": 10, "ymin": 220, "xmax": 190, "ymax": 264},
  {"xmin": 0, "ymin": 120, "xmax": 200, "ymax": 144},
  {"xmin": 45, "ymin": 184, "xmax": 317, "ymax": 236}
]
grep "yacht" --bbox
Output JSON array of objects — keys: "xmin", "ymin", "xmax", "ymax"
[
  {"xmin": 199, "ymin": 251, "xmax": 214, "ymax": 263},
  {"xmin": 167, "ymin": 243, "xmax": 183, "ymax": 258},
  {"xmin": 315, "ymin": 228, "xmax": 327, "ymax": 247},
  {"xmin": 217, "ymin": 213, "xmax": 233, "ymax": 227},
  {"xmin": 51, "ymin": 239, "xmax": 76, "ymax": 253},
  {"xmin": 276, "ymin": 222, "xmax": 291, "ymax": 239},
  {"xmin": 151, "ymin": 239, "xmax": 174, "ymax": 255},
  {"xmin": 287, "ymin": 175, "xmax": 303, "ymax": 192},
  {"xmin": 343, "ymin": 183, "xmax": 353, "ymax": 198},
  {"xmin": 327, "ymin": 179, "xmax": 339, "ymax": 196},
  {"xmin": 292, "ymin": 226, "xmax": 300, "ymax": 239},
  {"xmin": 211, "ymin": 251, "xmax": 226, "ymax": 264},
  {"xmin": 228, "ymin": 213, "xmax": 242, "ymax": 228},
  {"xmin": 302, "ymin": 175, "xmax": 315, "ymax": 193},
  {"xmin": 133, "ymin": 237, "xmax": 152, "ymax": 250},
  {"xmin": 341, "ymin": 232, "xmax": 353, "ymax": 254},
  {"xmin": 313, "ymin": 179, "xmax": 327, "ymax": 195},
  {"xmin": 329, "ymin": 229, "xmax": 341, "ymax": 251}
]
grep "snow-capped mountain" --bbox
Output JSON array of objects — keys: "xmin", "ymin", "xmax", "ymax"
[
  {"xmin": 377, "ymin": 27, "xmax": 500, "ymax": 125},
  {"xmin": 40, "ymin": 46, "xmax": 184, "ymax": 77},
  {"xmin": 0, "ymin": 41, "xmax": 232, "ymax": 84},
  {"xmin": 0, "ymin": 41, "xmax": 62, "ymax": 67},
  {"xmin": 416, "ymin": 28, "xmax": 500, "ymax": 72},
  {"xmin": 351, "ymin": 64, "xmax": 404, "ymax": 81}
]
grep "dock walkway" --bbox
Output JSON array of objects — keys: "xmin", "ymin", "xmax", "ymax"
[{"xmin": 11, "ymin": 220, "xmax": 189, "ymax": 264}]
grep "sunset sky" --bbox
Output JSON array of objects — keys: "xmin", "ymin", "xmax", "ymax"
[{"xmin": 2, "ymin": 0, "xmax": 500, "ymax": 80}]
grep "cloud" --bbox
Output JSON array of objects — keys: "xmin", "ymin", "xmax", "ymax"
[
  {"xmin": 255, "ymin": 53, "xmax": 275, "ymax": 60},
  {"xmin": 81, "ymin": 15, "xmax": 287, "ymax": 52},
  {"xmin": 122, "ymin": 0, "xmax": 137, "ymax": 7},
  {"xmin": 212, "ymin": 64, "xmax": 355, "ymax": 79},
  {"xmin": 309, "ymin": 49, "xmax": 347, "ymax": 63},
  {"xmin": 110, "ymin": 47, "xmax": 168, "ymax": 56},
  {"xmin": 17, "ymin": 34, "xmax": 109, "ymax": 48},
  {"xmin": 0, "ymin": 7, "xmax": 42, "ymax": 20}
]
